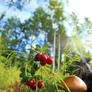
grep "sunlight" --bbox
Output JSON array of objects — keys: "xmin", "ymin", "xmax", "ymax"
[{"xmin": 68, "ymin": 0, "xmax": 92, "ymax": 20}]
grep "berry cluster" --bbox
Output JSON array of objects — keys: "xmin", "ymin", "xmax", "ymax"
[
  {"xmin": 20, "ymin": 53, "xmax": 53, "ymax": 91},
  {"xmin": 26, "ymin": 79, "xmax": 43, "ymax": 90},
  {"xmin": 35, "ymin": 53, "xmax": 53, "ymax": 66}
]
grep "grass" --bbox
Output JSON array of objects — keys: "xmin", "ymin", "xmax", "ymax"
[{"xmin": 0, "ymin": 62, "xmax": 21, "ymax": 91}]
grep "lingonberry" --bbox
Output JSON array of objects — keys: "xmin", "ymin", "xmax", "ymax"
[
  {"xmin": 40, "ymin": 54, "xmax": 47, "ymax": 62},
  {"xmin": 38, "ymin": 81, "xmax": 44, "ymax": 88},
  {"xmin": 40, "ymin": 54, "xmax": 47, "ymax": 66},
  {"xmin": 26, "ymin": 80, "xmax": 34, "ymax": 87},
  {"xmin": 46, "ymin": 57, "xmax": 53, "ymax": 65},
  {"xmin": 40, "ymin": 60, "xmax": 47, "ymax": 66},
  {"xmin": 31, "ymin": 84, "xmax": 37, "ymax": 90},
  {"xmin": 35, "ymin": 53, "xmax": 41, "ymax": 61}
]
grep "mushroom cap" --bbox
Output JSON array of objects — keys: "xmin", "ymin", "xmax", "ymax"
[{"xmin": 61, "ymin": 75, "xmax": 87, "ymax": 92}]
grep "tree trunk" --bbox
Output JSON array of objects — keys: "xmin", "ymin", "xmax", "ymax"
[
  {"xmin": 58, "ymin": 34, "xmax": 60, "ymax": 72},
  {"xmin": 53, "ymin": 30, "xmax": 56, "ymax": 72}
]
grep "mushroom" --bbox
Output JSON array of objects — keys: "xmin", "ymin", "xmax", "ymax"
[{"xmin": 61, "ymin": 75, "xmax": 87, "ymax": 92}]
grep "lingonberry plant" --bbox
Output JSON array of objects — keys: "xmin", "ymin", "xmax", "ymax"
[{"xmin": 20, "ymin": 44, "xmax": 54, "ymax": 91}]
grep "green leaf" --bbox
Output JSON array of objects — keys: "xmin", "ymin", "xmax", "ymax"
[{"xmin": 41, "ymin": 44, "xmax": 48, "ymax": 53}]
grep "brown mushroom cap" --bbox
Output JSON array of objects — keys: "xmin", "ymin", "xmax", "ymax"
[{"xmin": 61, "ymin": 75, "xmax": 87, "ymax": 92}]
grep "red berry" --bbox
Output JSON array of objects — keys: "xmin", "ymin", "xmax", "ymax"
[
  {"xmin": 31, "ymin": 84, "xmax": 37, "ymax": 90},
  {"xmin": 26, "ymin": 81, "xmax": 30, "ymax": 86},
  {"xmin": 33, "ymin": 79, "xmax": 37, "ymax": 83},
  {"xmin": 40, "ymin": 60, "xmax": 47, "ymax": 66},
  {"xmin": 40, "ymin": 54, "xmax": 47, "ymax": 62},
  {"xmin": 26, "ymin": 80, "xmax": 34, "ymax": 87},
  {"xmin": 46, "ymin": 57, "xmax": 53, "ymax": 65},
  {"xmin": 38, "ymin": 81, "xmax": 44, "ymax": 88},
  {"xmin": 47, "ymin": 55, "xmax": 49, "ymax": 58},
  {"xmin": 40, "ymin": 54, "xmax": 47, "ymax": 66},
  {"xmin": 35, "ymin": 53, "xmax": 41, "ymax": 61}
]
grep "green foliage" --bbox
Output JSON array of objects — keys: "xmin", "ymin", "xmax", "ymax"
[
  {"xmin": 0, "ymin": 62, "xmax": 21, "ymax": 90},
  {"xmin": 0, "ymin": 36, "xmax": 8, "ymax": 55},
  {"xmin": 0, "ymin": 12, "xmax": 5, "ymax": 21},
  {"xmin": 0, "ymin": 16, "xmax": 41, "ymax": 51},
  {"xmin": 35, "ymin": 66, "xmax": 70, "ymax": 92}
]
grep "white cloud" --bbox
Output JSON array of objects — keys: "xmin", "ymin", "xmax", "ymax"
[{"xmin": 23, "ymin": 0, "xmax": 39, "ymax": 12}]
